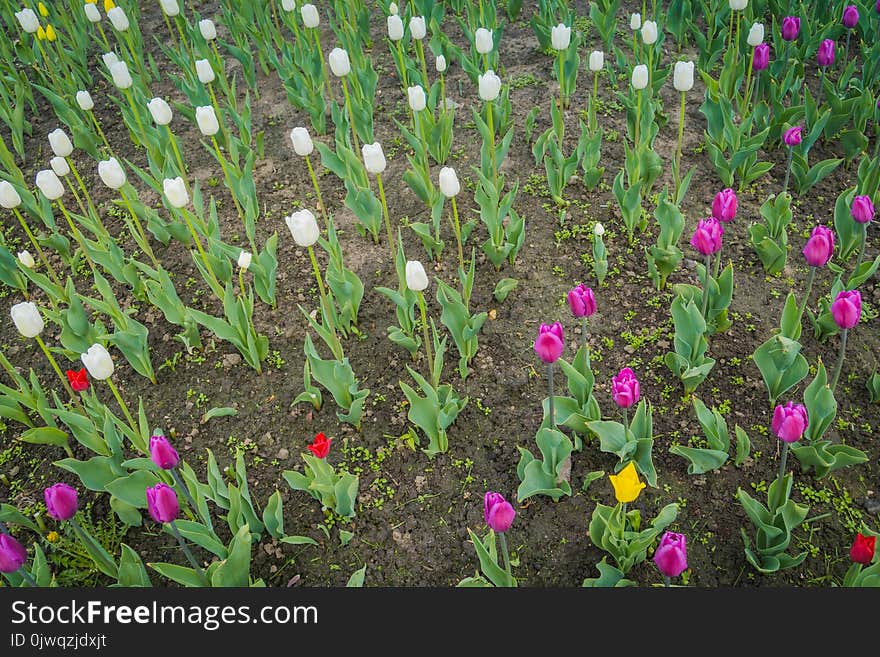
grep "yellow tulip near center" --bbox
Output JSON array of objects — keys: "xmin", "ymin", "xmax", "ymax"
[{"xmin": 608, "ymin": 462, "xmax": 645, "ymax": 504}]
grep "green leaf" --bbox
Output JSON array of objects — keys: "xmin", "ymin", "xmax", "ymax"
[
  {"xmin": 211, "ymin": 524, "xmax": 253, "ymax": 587},
  {"xmin": 734, "ymin": 426, "xmax": 752, "ymax": 466},
  {"xmin": 18, "ymin": 426, "xmax": 70, "ymax": 452},
  {"xmin": 279, "ymin": 535, "xmax": 319, "ymax": 546},
  {"xmin": 149, "ymin": 562, "xmax": 204, "ymax": 587},
  {"xmin": 105, "ymin": 471, "xmax": 160, "ymax": 509},
  {"xmin": 346, "ymin": 565, "xmax": 366, "ymax": 587},
  {"xmin": 467, "ymin": 528, "xmax": 515, "ymax": 587},
  {"xmin": 669, "ymin": 445, "xmax": 729, "ymax": 474},
  {"xmin": 492, "ymin": 277, "xmax": 518, "ymax": 302},
  {"xmin": 200, "ymin": 407, "xmax": 238, "ymax": 423},
  {"xmin": 117, "ymin": 544, "xmax": 152, "ymax": 587}
]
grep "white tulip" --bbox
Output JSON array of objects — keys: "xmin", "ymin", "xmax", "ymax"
[
  {"xmin": 285, "ymin": 209, "xmax": 319, "ymax": 247},
  {"xmin": 109, "ymin": 61, "xmax": 132, "ymax": 89},
  {"xmin": 435, "ymin": 54, "xmax": 447, "ymax": 73},
  {"xmin": 409, "ymin": 16, "xmax": 426, "ymax": 40},
  {"xmin": 729, "ymin": 0, "xmax": 748, "ymax": 10},
  {"xmin": 673, "ymin": 60, "xmax": 695, "ymax": 92},
  {"xmin": 475, "ymin": 28, "xmax": 493, "ymax": 54},
  {"xmin": 159, "ymin": 0, "xmax": 180, "ymax": 17},
  {"xmin": 551, "ymin": 23, "xmax": 571, "ymax": 51},
  {"xmin": 290, "ymin": 127, "xmax": 314, "ymax": 156},
  {"xmin": 361, "ymin": 142, "xmax": 386, "ymax": 175},
  {"xmin": 281, "ymin": 0, "xmax": 296, "ymax": 11},
  {"xmin": 387, "ymin": 15, "xmax": 403, "ymax": 41},
  {"xmin": 199, "ymin": 19, "xmax": 217, "ymax": 41},
  {"xmin": 389, "ymin": 2, "xmax": 398, "ymax": 15},
  {"xmin": 15, "ymin": 8, "xmax": 39, "ymax": 33},
  {"xmin": 237, "ymin": 250, "xmax": 252, "ymax": 270},
  {"xmin": 50, "ymin": 156, "xmax": 70, "ymax": 177},
  {"xmin": 195, "ymin": 58, "xmax": 215, "ymax": 84},
  {"xmin": 10, "ymin": 302, "xmax": 44, "ymax": 338},
  {"xmin": 0, "ymin": 181, "xmax": 22, "ymax": 209},
  {"xmin": 594, "ymin": 222, "xmax": 605, "ymax": 237},
  {"xmin": 328, "ymin": 48, "xmax": 351, "ymax": 77},
  {"xmin": 405, "ymin": 261, "xmax": 428, "ymax": 292},
  {"xmin": 48, "ymin": 129, "xmax": 74, "ymax": 158},
  {"xmin": 630, "ymin": 13, "xmax": 641, "ymax": 31},
  {"xmin": 195, "ymin": 105, "xmax": 220, "ymax": 136},
  {"xmin": 98, "ymin": 158, "xmax": 126, "ymax": 190},
  {"xmin": 747, "ymin": 22, "xmax": 764, "ymax": 47},
  {"xmin": 102, "ymin": 52, "xmax": 119, "ymax": 69},
  {"xmin": 631, "ymin": 64, "xmax": 648, "ymax": 90},
  {"xmin": 107, "ymin": 7, "xmax": 129, "ymax": 31},
  {"xmin": 478, "ymin": 70, "xmax": 501, "ymax": 101},
  {"xmin": 35, "ymin": 170, "xmax": 64, "ymax": 200},
  {"xmin": 641, "ymin": 20, "xmax": 658, "ymax": 45},
  {"xmin": 76, "ymin": 90, "xmax": 94, "ymax": 111},
  {"xmin": 589, "ymin": 50, "xmax": 604, "ymax": 71},
  {"xmin": 438, "ymin": 167, "xmax": 460, "ymax": 198},
  {"xmin": 18, "ymin": 251, "xmax": 35, "ymax": 269},
  {"xmin": 163, "ymin": 177, "xmax": 189, "ymax": 208},
  {"xmin": 84, "ymin": 4, "xmax": 101, "ymax": 23},
  {"xmin": 81, "ymin": 343, "xmax": 114, "ymax": 380},
  {"xmin": 147, "ymin": 97, "xmax": 173, "ymax": 125},
  {"xmin": 301, "ymin": 4, "xmax": 319, "ymax": 28},
  {"xmin": 408, "ymin": 85, "xmax": 426, "ymax": 112}
]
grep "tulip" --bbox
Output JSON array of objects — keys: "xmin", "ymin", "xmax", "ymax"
[
  {"xmin": 478, "ymin": 69, "xmax": 501, "ymax": 102},
  {"xmin": 550, "ymin": 23, "xmax": 570, "ymax": 51},
  {"xmin": 35, "ymin": 169, "xmax": 64, "ymax": 200},
  {"xmin": 608, "ymin": 462, "xmax": 645, "ymax": 504},
  {"xmin": 439, "ymin": 167, "xmax": 464, "ymax": 269},
  {"xmin": 817, "ymin": 39, "xmax": 835, "ymax": 67},
  {"xmin": 146, "ymin": 483, "xmax": 179, "ymax": 523},
  {"xmin": 589, "ymin": 50, "xmax": 604, "ymax": 71},
  {"xmin": 435, "ymin": 54, "xmax": 447, "ymax": 73},
  {"xmin": 48, "ymin": 128, "xmax": 73, "ymax": 158},
  {"xmin": 654, "ymin": 532, "xmax": 688, "ymax": 583},
  {"xmin": 851, "ymin": 195, "xmax": 874, "ymax": 224},
  {"xmin": 328, "ymin": 48, "xmax": 351, "ymax": 77},
  {"xmin": 84, "ymin": 4, "xmax": 101, "ymax": 23},
  {"xmin": 18, "ymin": 250, "xmax": 35, "ymax": 268},
  {"xmin": 772, "ymin": 401, "xmax": 808, "ymax": 444},
  {"xmin": 281, "ymin": 0, "xmax": 295, "ymax": 11},
  {"xmin": 729, "ymin": 0, "xmax": 748, "ymax": 9},
  {"xmin": 149, "ymin": 434, "xmax": 180, "ymax": 470},
  {"xmin": 195, "ymin": 58, "xmax": 215, "ymax": 84},
  {"xmin": 534, "ymin": 322, "xmax": 564, "ymax": 364},
  {"xmin": 199, "ymin": 18, "xmax": 216, "ymax": 40},
  {"xmin": 286, "ymin": 209, "xmax": 320, "ymax": 247},
  {"xmin": 102, "ymin": 51, "xmax": 119, "ymax": 69},
  {"xmin": 81, "ymin": 343, "xmax": 114, "ymax": 380},
  {"xmin": 409, "ymin": 15, "xmax": 426, "ymax": 40},
  {"xmin": 50, "ymin": 156, "xmax": 70, "ymax": 178},
  {"xmin": 109, "ymin": 60, "xmax": 132, "ymax": 89},
  {"xmin": 781, "ymin": 126, "xmax": 803, "ymax": 194},
  {"xmin": 307, "ymin": 432, "xmax": 331, "ymax": 459},
  {"xmin": 147, "ymin": 97, "xmax": 172, "ymax": 125},
  {"xmin": 567, "ymin": 284, "xmax": 596, "ymax": 319},
  {"xmin": 781, "ymin": 16, "xmax": 800, "ymax": 41},
  {"xmin": 66, "ymin": 368, "xmax": 89, "ymax": 392},
  {"xmin": 850, "ymin": 533, "xmax": 876, "ymax": 565},
  {"xmin": 831, "ymin": 288, "xmax": 861, "ymax": 333},
  {"xmin": 611, "ymin": 367, "xmax": 640, "ymax": 424},
  {"xmin": 673, "ymin": 60, "xmax": 694, "ymax": 92},
  {"xmin": 747, "ymin": 23, "xmax": 764, "ymax": 47},
  {"xmin": 691, "ymin": 217, "xmax": 723, "ymax": 256},
  {"xmin": 711, "ymin": 188, "xmax": 737, "ymax": 222},
  {"xmin": 387, "ymin": 15, "xmax": 403, "ymax": 41},
  {"xmin": 475, "ymin": 27, "xmax": 494, "ymax": 55},
  {"xmin": 631, "ymin": 64, "xmax": 648, "ymax": 90},
  {"xmin": 76, "ymin": 90, "xmax": 94, "ymax": 111},
  {"xmin": 0, "ymin": 534, "xmax": 28, "ymax": 574},
  {"xmin": 16, "ymin": 9, "xmax": 40, "ymax": 33},
  {"xmin": 0, "ymin": 181, "xmax": 21, "ymax": 209},
  {"xmin": 802, "ymin": 225, "xmax": 834, "ymax": 268},
  {"xmin": 407, "ymin": 260, "xmax": 433, "ymax": 379},
  {"xmin": 11, "ymin": 302, "xmax": 44, "ymax": 338},
  {"xmin": 290, "ymin": 126, "xmax": 314, "ymax": 156},
  {"xmin": 389, "ymin": 2, "xmax": 398, "ymax": 14},
  {"xmin": 630, "ymin": 13, "xmax": 641, "ymax": 30},
  {"xmin": 588, "ymin": 51, "xmax": 603, "ymax": 131},
  {"xmin": 362, "ymin": 141, "xmax": 386, "ymax": 175},
  {"xmin": 300, "ymin": 3, "xmax": 319, "ymax": 28},
  {"xmin": 195, "ymin": 105, "xmax": 219, "ymax": 136},
  {"xmin": 484, "ymin": 492, "xmax": 515, "ymax": 533},
  {"xmin": 97, "ymin": 157, "xmax": 126, "ymax": 189},
  {"xmin": 159, "ymin": 0, "xmax": 179, "ymax": 16},
  {"xmin": 107, "ymin": 6, "xmax": 128, "ymax": 31},
  {"xmin": 842, "ymin": 5, "xmax": 859, "ymax": 28},
  {"xmin": 594, "ymin": 223, "xmax": 605, "ymax": 236},
  {"xmin": 641, "ymin": 20, "xmax": 657, "ymax": 45},
  {"xmin": 753, "ymin": 43, "xmax": 770, "ymax": 70},
  {"xmin": 163, "ymin": 176, "xmax": 189, "ymax": 208},
  {"xmin": 237, "ymin": 250, "xmax": 251, "ymax": 271},
  {"xmin": 44, "ymin": 483, "xmax": 78, "ymax": 521},
  {"xmin": 407, "ymin": 85, "xmax": 426, "ymax": 112}
]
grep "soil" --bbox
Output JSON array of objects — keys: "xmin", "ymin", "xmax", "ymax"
[{"xmin": 1, "ymin": 1, "xmax": 877, "ymax": 588}]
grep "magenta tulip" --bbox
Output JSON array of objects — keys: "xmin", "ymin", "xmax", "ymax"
[
  {"xmin": 711, "ymin": 188, "xmax": 737, "ymax": 222},
  {"xmin": 44, "ymin": 483, "xmax": 78, "ymax": 521},
  {"xmin": 534, "ymin": 322, "xmax": 564, "ymax": 363},
  {"xmin": 654, "ymin": 531, "xmax": 688, "ymax": 579},
  {"xmin": 753, "ymin": 43, "xmax": 770, "ymax": 71},
  {"xmin": 783, "ymin": 125, "xmax": 803, "ymax": 146},
  {"xmin": 831, "ymin": 290, "xmax": 862, "ymax": 329},
  {"xmin": 0, "ymin": 535, "xmax": 27, "ymax": 573},
  {"xmin": 690, "ymin": 217, "xmax": 723, "ymax": 256},
  {"xmin": 802, "ymin": 225, "xmax": 835, "ymax": 267},
  {"xmin": 772, "ymin": 402, "xmax": 808, "ymax": 443},
  {"xmin": 149, "ymin": 434, "xmax": 180, "ymax": 470},
  {"xmin": 851, "ymin": 195, "xmax": 875, "ymax": 224},
  {"xmin": 146, "ymin": 483, "xmax": 180, "ymax": 523},
  {"xmin": 781, "ymin": 16, "xmax": 800, "ymax": 41},
  {"xmin": 817, "ymin": 39, "xmax": 835, "ymax": 67},
  {"xmin": 484, "ymin": 491, "xmax": 515, "ymax": 533},
  {"xmin": 612, "ymin": 367, "xmax": 640, "ymax": 409},
  {"xmin": 567, "ymin": 284, "xmax": 596, "ymax": 318},
  {"xmin": 842, "ymin": 5, "xmax": 859, "ymax": 28}
]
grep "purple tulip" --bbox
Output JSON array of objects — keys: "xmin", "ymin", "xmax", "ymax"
[
  {"xmin": 690, "ymin": 217, "xmax": 724, "ymax": 256},
  {"xmin": 842, "ymin": 5, "xmax": 859, "ymax": 28},
  {"xmin": 802, "ymin": 225, "xmax": 835, "ymax": 267},
  {"xmin": 149, "ymin": 434, "xmax": 180, "ymax": 470},
  {"xmin": 711, "ymin": 188, "xmax": 738, "ymax": 222},
  {"xmin": 817, "ymin": 39, "xmax": 835, "ymax": 67},
  {"xmin": 772, "ymin": 402, "xmax": 808, "ymax": 443},
  {"xmin": 753, "ymin": 43, "xmax": 770, "ymax": 71},
  {"xmin": 783, "ymin": 125, "xmax": 803, "ymax": 146},
  {"xmin": 851, "ymin": 195, "xmax": 875, "ymax": 224},
  {"xmin": 654, "ymin": 531, "xmax": 688, "ymax": 578},
  {"xmin": 831, "ymin": 289, "xmax": 862, "ymax": 329},
  {"xmin": 567, "ymin": 284, "xmax": 596, "ymax": 318},
  {"xmin": 146, "ymin": 483, "xmax": 180, "ymax": 523},
  {"xmin": 781, "ymin": 16, "xmax": 800, "ymax": 41},
  {"xmin": 611, "ymin": 367, "xmax": 640, "ymax": 409},
  {"xmin": 0, "ymin": 534, "xmax": 27, "ymax": 574},
  {"xmin": 534, "ymin": 322, "xmax": 564, "ymax": 363},
  {"xmin": 44, "ymin": 483, "xmax": 78, "ymax": 521},
  {"xmin": 484, "ymin": 491, "xmax": 515, "ymax": 533},
  {"xmin": 876, "ymin": 0, "xmax": 880, "ymax": 14}
]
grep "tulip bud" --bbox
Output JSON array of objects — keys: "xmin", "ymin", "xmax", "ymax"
[
  {"xmin": 817, "ymin": 39, "xmax": 835, "ymax": 67},
  {"xmin": 0, "ymin": 181, "xmax": 22, "ymax": 209},
  {"xmin": 851, "ymin": 195, "xmax": 874, "ymax": 224},
  {"xmin": 45, "ymin": 24, "xmax": 58, "ymax": 42},
  {"xmin": 38, "ymin": 1, "xmax": 48, "ymax": 17},
  {"xmin": 781, "ymin": 16, "xmax": 800, "ymax": 41},
  {"xmin": 281, "ymin": 0, "xmax": 296, "ymax": 11},
  {"xmin": 11, "ymin": 302, "xmax": 44, "ymax": 338},
  {"xmin": 98, "ymin": 158, "xmax": 126, "ymax": 190},
  {"xmin": 771, "ymin": 401, "xmax": 808, "ymax": 443},
  {"xmin": 747, "ymin": 22, "xmax": 764, "ymax": 47},
  {"xmin": 475, "ymin": 27, "xmax": 494, "ymax": 54},
  {"xmin": 36, "ymin": 26, "xmax": 46, "ymax": 41},
  {"xmin": 84, "ymin": 3, "xmax": 101, "ymax": 23},
  {"xmin": 195, "ymin": 105, "xmax": 220, "ymax": 136},
  {"xmin": 237, "ymin": 250, "xmax": 252, "ymax": 271},
  {"xmin": 612, "ymin": 367, "xmax": 640, "ymax": 408},
  {"xmin": 149, "ymin": 434, "xmax": 179, "ymax": 470},
  {"xmin": 195, "ymin": 58, "xmax": 215, "ymax": 84},
  {"xmin": 159, "ymin": 0, "xmax": 179, "ymax": 17},
  {"xmin": 691, "ymin": 217, "xmax": 724, "ymax": 255},
  {"xmin": 753, "ymin": 43, "xmax": 770, "ymax": 71},
  {"xmin": 45, "ymin": 483, "xmax": 79, "ymax": 521},
  {"xmin": 361, "ymin": 141, "xmax": 386, "ymax": 175},
  {"xmin": 35, "ymin": 169, "xmax": 65, "ymax": 200},
  {"xmin": 783, "ymin": 125, "xmax": 803, "ymax": 146},
  {"xmin": 328, "ymin": 48, "xmax": 351, "ymax": 77},
  {"xmin": 50, "ymin": 156, "xmax": 70, "ymax": 178},
  {"xmin": 654, "ymin": 531, "xmax": 688, "ymax": 578},
  {"xmin": 673, "ymin": 60, "xmax": 694, "ymax": 92},
  {"xmin": 438, "ymin": 167, "xmax": 460, "ymax": 198},
  {"xmin": 405, "ymin": 260, "xmax": 428, "ymax": 291},
  {"xmin": 802, "ymin": 225, "xmax": 835, "ymax": 267},
  {"xmin": 147, "ymin": 97, "xmax": 173, "ymax": 125},
  {"xmin": 849, "ymin": 533, "xmax": 876, "ymax": 565},
  {"xmin": 407, "ymin": 85, "xmax": 426, "ymax": 112},
  {"xmin": 729, "ymin": 0, "xmax": 748, "ymax": 10},
  {"xmin": 387, "ymin": 14, "xmax": 403, "ymax": 41},
  {"xmin": 199, "ymin": 18, "xmax": 216, "ymax": 40},
  {"xmin": 0, "ymin": 534, "xmax": 27, "ymax": 574},
  {"xmin": 631, "ymin": 64, "xmax": 648, "ymax": 90},
  {"xmin": 48, "ymin": 129, "xmax": 74, "ymax": 158},
  {"xmin": 435, "ymin": 54, "xmax": 447, "ymax": 73},
  {"xmin": 163, "ymin": 177, "xmax": 189, "ymax": 208},
  {"xmin": 81, "ymin": 343, "xmax": 115, "ymax": 380},
  {"xmin": 389, "ymin": 2, "xmax": 398, "ymax": 14},
  {"xmin": 831, "ymin": 289, "xmax": 861, "ymax": 329},
  {"xmin": 484, "ymin": 492, "xmax": 515, "ymax": 533},
  {"xmin": 842, "ymin": 4, "xmax": 859, "ymax": 29},
  {"xmin": 107, "ymin": 6, "xmax": 129, "ymax": 31},
  {"xmin": 630, "ymin": 13, "xmax": 641, "ymax": 31},
  {"xmin": 534, "ymin": 322, "xmax": 564, "ymax": 363},
  {"xmin": 410, "ymin": 15, "xmax": 426, "ymax": 40},
  {"xmin": 18, "ymin": 251, "xmax": 35, "ymax": 268},
  {"xmin": 102, "ymin": 51, "xmax": 119, "ymax": 69},
  {"xmin": 76, "ymin": 90, "xmax": 94, "ymax": 111},
  {"xmin": 567, "ymin": 284, "xmax": 596, "ymax": 318},
  {"xmin": 478, "ymin": 69, "xmax": 501, "ymax": 101},
  {"xmin": 550, "ymin": 23, "xmax": 571, "ymax": 51},
  {"xmin": 589, "ymin": 50, "xmax": 604, "ymax": 71},
  {"xmin": 15, "ymin": 8, "xmax": 40, "ymax": 33},
  {"xmin": 147, "ymin": 483, "xmax": 180, "ymax": 523},
  {"xmin": 300, "ymin": 4, "xmax": 319, "ymax": 28},
  {"xmin": 711, "ymin": 188, "xmax": 737, "ymax": 222},
  {"xmin": 286, "ymin": 209, "xmax": 320, "ymax": 247},
  {"xmin": 290, "ymin": 126, "xmax": 314, "ymax": 156},
  {"xmin": 308, "ymin": 432, "xmax": 331, "ymax": 458},
  {"xmin": 109, "ymin": 60, "xmax": 132, "ymax": 89},
  {"xmin": 104, "ymin": 1, "xmax": 115, "ymax": 13},
  {"xmin": 641, "ymin": 20, "xmax": 658, "ymax": 45},
  {"xmin": 594, "ymin": 222, "xmax": 605, "ymax": 236}
]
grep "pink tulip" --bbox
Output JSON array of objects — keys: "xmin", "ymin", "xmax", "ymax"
[
  {"xmin": 44, "ymin": 483, "xmax": 78, "ymax": 521},
  {"xmin": 534, "ymin": 322, "xmax": 564, "ymax": 363},
  {"xmin": 831, "ymin": 289, "xmax": 861, "ymax": 329},
  {"xmin": 851, "ymin": 195, "xmax": 874, "ymax": 224},
  {"xmin": 842, "ymin": 5, "xmax": 859, "ymax": 28},
  {"xmin": 654, "ymin": 531, "xmax": 688, "ymax": 578},
  {"xmin": 783, "ymin": 126, "xmax": 803, "ymax": 146},
  {"xmin": 817, "ymin": 39, "xmax": 835, "ymax": 67},
  {"xmin": 802, "ymin": 225, "xmax": 834, "ymax": 267},
  {"xmin": 484, "ymin": 491, "xmax": 515, "ymax": 533},
  {"xmin": 612, "ymin": 367, "xmax": 640, "ymax": 409},
  {"xmin": 781, "ymin": 16, "xmax": 800, "ymax": 41},
  {"xmin": 146, "ymin": 483, "xmax": 180, "ymax": 523},
  {"xmin": 711, "ymin": 188, "xmax": 737, "ymax": 222},
  {"xmin": 567, "ymin": 284, "xmax": 596, "ymax": 318},
  {"xmin": 753, "ymin": 43, "xmax": 770, "ymax": 71},
  {"xmin": 690, "ymin": 217, "xmax": 723, "ymax": 256},
  {"xmin": 772, "ymin": 402, "xmax": 808, "ymax": 443}
]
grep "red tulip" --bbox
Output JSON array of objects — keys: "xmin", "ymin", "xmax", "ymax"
[
  {"xmin": 307, "ymin": 432, "xmax": 332, "ymax": 459},
  {"xmin": 850, "ymin": 533, "xmax": 876, "ymax": 564},
  {"xmin": 66, "ymin": 368, "xmax": 89, "ymax": 392}
]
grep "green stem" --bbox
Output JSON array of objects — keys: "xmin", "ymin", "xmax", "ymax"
[
  {"xmin": 66, "ymin": 159, "xmax": 100, "ymax": 223},
  {"xmin": 742, "ymin": 49, "xmax": 755, "ymax": 111},
  {"xmin": 305, "ymin": 154, "xmax": 328, "ymax": 230},
  {"xmin": 88, "ymin": 110, "xmax": 114, "ymax": 155},
  {"xmin": 376, "ymin": 173, "xmax": 394, "ymax": 258},
  {"xmin": 168, "ymin": 520, "xmax": 210, "ymax": 586},
  {"xmin": 314, "ymin": 30, "xmax": 331, "ymax": 99},
  {"xmin": 498, "ymin": 531, "xmax": 514, "ymax": 587},
  {"xmin": 179, "ymin": 208, "xmax": 223, "ymax": 297},
  {"xmin": 122, "ymin": 30, "xmax": 149, "ymax": 85},
  {"xmin": 635, "ymin": 90, "xmax": 642, "ymax": 147},
  {"xmin": 57, "ymin": 199, "xmax": 99, "ymax": 278},
  {"xmin": 796, "ymin": 266, "xmax": 816, "ymax": 322},
  {"xmin": 591, "ymin": 71, "xmax": 599, "ymax": 133},
  {"xmin": 450, "ymin": 196, "xmax": 464, "ymax": 273},
  {"xmin": 439, "ymin": 73, "xmax": 446, "ymax": 118},
  {"xmin": 777, "ymin": 441, "xmax": 790, "ymax": 483},
  {"xmin": 581, "ymin": 316, "xmax": 588, "ymax": 352},
  {"xmin": 622, "ymin": 406, "xmax": 629, "ymax": 434},
  {"xmin": 782, "ymin": 147, "xmax": 792, "ymax": 195},
  {"xmin": 548, "ymin": 362, "xmax": 555, "ymax": 427},
  {"xmin": 395, "ymin": 40, "xmax": 409, "ymax": 89},
  {"xmin": 211, "ymin": 135, "xmax": 248, "ymax": 241},
  {"xmin": 486, "ymin": 100, "xmax": 497, "ymax": 188},
  {"xmin": 107, "ymin": 377, "xmax": 144, "ymax": 447},
  {"xmin": 674, "ymin": 90, "xmax": 685, "ymax": 198},
  {"xmin": 166, "ymin": 125, "xmax": 190, "ymax": 193},
  {"xmin": 12, "ymin": 207, "xmax": 62, "ymax": 288},
  {"xmin": 340, "ymin": 76, "xmax": 361, "ymax": 155},
  {"xmin": 414, "ymin": 110, "xmax": 431, "ymax": 182},
  {"xmin": 558, "ymin": 50, "xmax": 566, "ymax": 109},
  {"xmin": 307, "ymin": 245, "xmax": 339, "ymax": 346},
  {"xmin": 830, "ymin": 329, "xmax": 849, "ymax": 392},
  {"xmin": 415, "ymin": 38, "xmax": 429, "ymax": 89},
  {"xmin": 119, "ymin": 188, "xmax": 160, "ymax": 269},
  {"xmin": 700, "ymin": 254, "xmax": 712, "ymax": 321},
  {"xmin": 854, "ymin": 223, "xmax": 867, "ymax": 275},
  {"xmin": 418, "ymin": 291, "xmax": 434, "ymax": 383},
  {"xmin": 122, "ymin": 88, "xmax": 149, "ymax": 149},
  {"xmin": 35, "ymin": 335, "xmax": 80, "ymax": 405},
  {"xmin": 170, "ymin": 467, "xmax": 200, "ymax": 522}
]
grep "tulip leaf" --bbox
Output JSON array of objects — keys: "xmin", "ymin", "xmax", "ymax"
[
  {"xmin": 0, "ymin": 504, "xmax": 39, "ymax": 533},
  {"xmin": 467, "ymin": 528, "xmax": 515, "ymax": 588},
  {"xmin": 752, "ymin": 334, "xmax": 809, "ymax": 404},
  {"xmin": 280, "ymin": 535, "xmax": 319, "ymax": 546},
  {"xmin": 211, "ymin": 524, "xmax": 253, "ymax": 587},
  {"xmin": 116, "ymin": 544, "xmax": 152, "ymax": 587},
  {"xmin": 18, "ymin": 426, "xmax": 69, "ymax": 452},
  {"xmin": 149, "ymin": 563, "xmax": 203, "ymax": 588},
  {"xmin": 105, "ymin": 471, "xmax": 160, "ymax": 509},
  {"xmin": 734, "ymin": 426, "xmax": 752, "ymax": 467},
  {"xmin": 201, "ymin": 406, "xmax": 238, "ymax": 423},
  {"xmin": 669, "ymin": 446, "xmax": 729, "ymax": 475},
  {"xmin": 492, "ymin": 277, "xmax": 518, "ymax": 303},
  {"xmin": 54, "ymin": 456, "xmax": 120, "ymax": 492}
]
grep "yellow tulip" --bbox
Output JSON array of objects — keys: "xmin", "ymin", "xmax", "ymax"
[
  {"xmin": 36, "ymin": 25, "xmax": 46, "ymax": 40},
  {"xmin": 608, "ymin": 462, "xmax": 645, "ymax": 504},
  {"xmin": 45, "ymin": 24, "xmax": 56, "ymax": 41},
  {"xmin": 86, "ymin": 0, "xmax": 97, "ymax": 3},
  {"xmin": 104, "ymin": 0, "xmax": 116, "ymax": 11},
  {"xmin": 38, "ymin": 2, "xmax": 49, "ymax": 17}
]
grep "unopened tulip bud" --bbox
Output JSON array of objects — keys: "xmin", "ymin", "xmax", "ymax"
[
  {"xmin": 589, "ymin": 50, "xmax": 604, "ymax": 71},
  {"xmin": 408, "ymin": 85, "xmax": 426, "ymax": 112},
  {"xmin": 711, "ymin": 188, "xmax": 738, "ymax": 222},
  {"xmin": 729, "ymin": 0, "xmax": 748, "ymax": 10},
  {"xmin": 673, "ymin": 60, "xmax": 694, "ymax": 92},
  {"xmin": 290, "ymin": 127, "xmax": 314, "ymax": 156},
  {"xmin": 478, "ymin": 70, "xmax": 501, "ymax": 101},
  {"xmin": 102, "ymin": 51, "xmax": 119, "ymax": 69},
  {"xmin": 98, "ymin": 157, "xmax": 126, "ymax": 189},
  {"xmin": 387, "ymin": 14, "xmax": 403, "ymax": 41},
  {"xmin": 18, "ymin": 251, "xmax": 35, "ymax": 268},
  {"xmin": 438, "ymin": 167, "xmax": 460, "ymax": 198},
  {"xmin": 147, "ymin": 97, "xmax": 173, "ymax": 125},
  {"xmin": 362, "ymin": 142, "xmax": 386, "ymax": 175},
  {"xmin": 802, "ymin": 225, "xmax": 835, "ymax": 267},
  {"xmin": 285, "ymin": 209, "xmax": 320, "ymax": 247},
  {"xmin": 199, "ymin": 19, "xmax": 216, "ymax": 40},
  {"xmin": 817, "ymin": 39, "xmax": 835, "ymax": 67},
  {"xmin": 851, "ymin": 195, "xmax": 875, "ymax": 224},
  {"xmin": 0, "ymin": 181, "xmax": 21, "ymax": 209},
  {"xmin": 771, "ymin": 401, "xmax": 808, "ymax": 443},
  {"xmin": 81, "ymin": 343, "xmax": 114, "ymax": 380},
  {"xmin": 630, "ymin": 13, "xmax": 641, "ymax": 31},
  {"xmin": 0, "ymin": 535, "xmax": 27, "ymax": 574},
  {"xmin": 641, "ymin": 20, "xmax": 658, "ymax": 45},
  {"xmin": 654, "ymin": 531, "xmax": 688, "ymax": 578},
  {"xmin": 475, "ymin": 27, "xmax": 493, "ymax": 54},
  {"xmin": 163, "ymin": 176, "xmax": 189, "ymax": 208},
  {"xmin": 11, "ymin": 302, "xmax": 44, "ymax": 338},
  {"xmin": 48, "ymin": 129, "xmax": 73, "ymax": 158},
  {"xmin": 149, "ymin": 434, "xmax": 179, "ymax": 470},
  {"xmin": 328, "ymin": 48, "xmax": 351, "ymax": 77},
  {"xmin": 35, "ymin": 169, "xmax": 65, "ymax": 200},
  {"xmin": 753, "ymin": 43, "xmax": 770, "ymax": 71},
  {"xmin": 534, "ymin": 322, "xmax": 564, "ymax": 363},
  {"xmin": 146, "ymin": 483, "xmax": 179, "ymax": 523},
  {"xmin": 484, "ymin": 492, "xmax": 515, "ymax": 533},
  {"xmin": 195, "ymin": 105, "xmax": 219, "ymax": 136},
  {"xmin": 551, "ymin": 23, "xmax": 571, "ymax": 51},
  {"xmin": 594, "ymin": 222, "xmax": 605, "ymax": 236},
  {"xmin": 50, "ymin": 156, "xmax": 70, "ymax": 177},
  {"xmin": 300, "ymin": 4, "xmax": 319, "ymax": 28},
  {"xmin": 44, "ymin": 483, "xmax": 79, "ymax": 520},
  {"xmin": 409, "ymin": 15, "xmax": 426, "ymax": 40},
  {"xmin": 237, "ymin": 250, "xmax": 252, "ymax": 271},
  {"xmin": 612, "ymin": 367, "xmax": 640, "ymax": 408},
  {"xmin": 691, "ymin": 217, "xmax": 724, "ymax": 255},
  {"xmin": 842, "ymin": 4, "xmax": 859, "ymax": 29},
  {"xmin": 435, "ymin": 54, "xmax": 447, "ymax": 73},
  {"xmin": 831, "ymin": 289, "xmax": 861, "ymax": 329},
  {"xmin": 389, "ymin": 2, "xmax": 398, "ymax": 14},
  {"xmin": 781, "ymin": 16, "xmax": 800, "ymax": 41},
  {"xmin": 107, "ymin": 6, "xmax": 129, "ymax": 31},
  {"xmin": 159, "ymin": 0, "xmax": 179, "ymax": 17},
  {"xmin": 783, "ymin": 125, "xmax": 803, "ymax": 146},
  {"xmin": 281, "ymin": 0, "xmax": 296, "ymax": 11},
  {"xmin": 76, "ymin": 90, "xmax": 94, "ymax": 111},
  {"xmin": 747, "ymin": 22, "xmax": 764, "ymax": 47},
  {"xmin": 109, "ymin": 60, "xmax": 132, "ymax": 89},
  {"xmin": 631, "ymin": 64, "xmax": 648, "ymax": 90},
  {"xmin": 195, "ymin": 58, "xmax": 215, "ymax": 84},
  {"xmin": 405, "ymin": 260, "xmax": 429, "ymax": 291},
  {"xmin": 84, "ymin": 3, "xmax": 101, "ymax": 23},
  {"xmin": 15, "ymin": 8, "xmax": 39, "ymax": 33}
]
